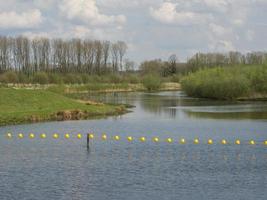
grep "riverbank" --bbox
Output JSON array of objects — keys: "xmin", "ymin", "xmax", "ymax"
[
  {"xmin": 1, "ymin": 82, "xmax": 181, "ymax": 94},
  {"xmin": 0, "ymin": 88, "xmax": 127, "ymax": 126}
]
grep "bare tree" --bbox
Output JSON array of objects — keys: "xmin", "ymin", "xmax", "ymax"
[{"xmin": 117, "ymin": 41, "xmax": 127, "ymax": 71}]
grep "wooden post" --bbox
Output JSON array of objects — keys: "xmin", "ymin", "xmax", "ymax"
[{"xmin": 87, "ymin": 133, "xmax": 90, "ymax": 149}]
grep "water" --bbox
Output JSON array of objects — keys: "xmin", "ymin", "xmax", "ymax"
[{"xmin": 0, "ymin": 91, "xmax": 267, "ymax": 200}]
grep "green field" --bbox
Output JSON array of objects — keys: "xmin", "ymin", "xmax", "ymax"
[{"xmin": 0, "ymin": 88, "xmax": 126, "ymax": 126}]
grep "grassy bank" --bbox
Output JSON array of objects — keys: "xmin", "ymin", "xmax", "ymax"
[
  {"xmin": 45, "ymin": 82, "xmax": 180, "ymax": 94},
  {"xmin": 0, "ymin": 88, "xmax": 127, "ymax": 126},
  {"xmin": 181, "ymin": 65, "xmax": 267, "ymax": 100}
]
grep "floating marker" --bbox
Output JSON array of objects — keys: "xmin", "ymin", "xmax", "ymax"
[
  {"xmin": 166, "ymin": 138, "xmax": 173, "ymax": 143},
  {"xmin": 208, "ymin": 139, "xmax": 213, "ymax": 145},
  {"xmin": 249, "ymin": 140, "xmax": 255, "ymax": 145},
  {"xmin": 40, "ymin": 133, "xmax": 46, "ymax": 139},
  {"xmin": 264, "ymin": 140, "xmax": 267, "ymax": 146},
  {"xmin": 140, "ymin": 137, "xmax": 146, "ymax": 142},
  {"xmin": 235, "ymin": 139, "xmax": 241, "ymax": 145},
  {"xmin": 6, "ymin": 133, "xmax": 12, "ymax": 139},
  {"xmin": 102, "ymin": 134, "xmax": 107, "ymax": 140},
  {"xmin": 153, "ymin": 137, "xmax": 159, "ymax": 142},
  {"xmin": 127, "ymin": 136, "xmax": 133, "ymax": 142},
  {"xmin": 89, "ymin": 133, "xmax": 94, "ymax": 139},
  {"xmin": 77, "ymin": 133, "xmax": 82, "ymax": 139},
  {"xmin": 194, "ymin": 138, "xmax": 199, "ymax": 144},
  {"xmin": 114, "ymin": 135, "xmax": 120, "ymax": 141},
  {"xmin": 29, "ymin": 133, "xmax": 35, "ymax": 139},
  {"xmin": 53, "ymin": 133, "xmax": 59, "ymax": 139},
  {"xmin": 221, "ymin": 139, "xmax": 227, "ymax": 145},
  {"xmin": 18, "ymin": 133, "xmax": 24, "ymax": 139},
  {"xmin": 180, "ymin": 138, "xmax": 186, "ymax": 144},
  {"xmin": 65, "ymin": 133, "xmax": 70, "ymax": 139}
]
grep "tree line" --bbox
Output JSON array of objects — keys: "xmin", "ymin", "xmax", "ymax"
[
  {"xmin": 140, "ymin": 51, "xmax": 267, "ymax": 77},
  {"xmin": 0, "ymin": 36, "xmax": 127, "ymax": 75}
]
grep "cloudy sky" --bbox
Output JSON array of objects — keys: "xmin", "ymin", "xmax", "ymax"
[{"xmin": 0, "ymin": 0, "xmax": 267, "ymax": 62}]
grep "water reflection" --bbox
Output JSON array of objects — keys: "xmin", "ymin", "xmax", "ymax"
[{"xmin": 70, "ymin": 91, "xmax": 267, "ymax": 120}]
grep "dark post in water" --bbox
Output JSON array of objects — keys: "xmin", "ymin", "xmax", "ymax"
[{"xmin": 87, "ymin": 133, "xmax": 90, "ymax": 149}]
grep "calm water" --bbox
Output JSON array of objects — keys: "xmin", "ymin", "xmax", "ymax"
[{"xmin": 0, "ymin": 91, "xmax": 267, "ymax": 200}]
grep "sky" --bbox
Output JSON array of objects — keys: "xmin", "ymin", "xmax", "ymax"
[{"xmin": 0, "ymin": 0, "xmax": 267, "ymax": 63}]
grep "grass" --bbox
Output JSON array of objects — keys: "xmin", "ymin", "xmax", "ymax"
[
  {"xmin": 181, "ymin": 65, "xmax": 267, "ymax": 100},
  {"xmin": 0, "ymin": 88, "xmax": 126, "ymax": 126}
]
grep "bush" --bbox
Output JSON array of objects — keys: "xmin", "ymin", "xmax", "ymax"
[
  {"xmin": 0, "ymin": 71, "xmax": 18, "ymax": 83},
  {"xmin": 32, "ymin": 72, "xmax": 49, "ymax": 84},
  {"xmin": 48, "ymin": 73, "xmax": 63, "ymax": 84},
  {"xmin": 180, "ymin": 65, "xmax": 267, "ymax": 100},
  {"xmin": 126, "ymin": 74, "xmax": 140, "ymax": 84},
  {"xmin": 142, "ymin": 74, "xmax": 162, "ymax": 91},
  {"xmin": 63, "ymin": 74, "xmax": 83, "ymax": 84},
  {"xmin": 171, "ymin": 74, "xmax": 182, "ymax": 83},
  {"xmin": 17, "ymin": 73, "xmax": 30, "ymax": 83}
]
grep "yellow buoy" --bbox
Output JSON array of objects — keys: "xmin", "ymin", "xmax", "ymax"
[
  {"xmin": 180, "ymin": 138, "xmax": 186, "ymax": 144},
  {"xmin": 77, "ymin": 133, "xmax": 82, "ymax": 139},
  {"xmin": 140, "ymin": 137, "xmax": 146, "ymax": 142},
  {"xmin": 264, "ymin": 140, "xmax": 267, "ymax": 146},
  {"xmin": 102, "ymin": 134, "xmax": 107, "ymax": 140},
  {"xmin": 18, "ymin": 133, "xmax": 24, "ymax": 139},
  {"xmin": 114, "ymin": 135, "xmax": 120, "ymax": 141},
  {"xmin": 65, "ymin": 133, "xmax": 70, "ymax": 139},
  {"xmin": 208, "ymin": 139, "xmax": 213, "ymax": 145},
  {"xmin": 235, "ymin": 139, "xmax": 241, "ymax": 145},
  {"xmin": 153, "ymin": 137, "xmax": 159, "ymax": 142},
  {"xmin": 29, "ymin": 133, "xmax": 35, "ymax": 139},
  {"xmin": 166, "ymin": 138, "xmax": 173, "ymax": 143},
  {"xmin": 127, "ymin": 136, "xmax": 133, "ymax": 142},
  {"xmin": 221, "ymin": 139, "xmax": 227, "ymax": 145},
  {"xmin": 89, "ymin": 134, "xmax": 94, "ymax": 139},
  {"xmin": 53, "ymin": 133, "xmax": 59, "ymax": 139},
  {"xmin": 194, "ymin": 138, "xmax": 199, "ymax": 144},
  {"xmin": 6, "ymin": 133, "xmax": 12, "ymax": 139},
  {"xmin": 249, "ymin": 140, "xmax": 255, "ymax": 145},
  {"xmin": 40, "ymin": 133, "xmax": 46, "ymax": 139}
]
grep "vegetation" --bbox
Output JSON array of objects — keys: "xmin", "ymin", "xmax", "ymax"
[
  {"xmin": 142, "ymin": 74, "xmax": 162, "ymax": 91},
  {"xmin": 0, "ymin": 36, "xmax": 128, "ymax": 75},
  {"xmin": 181, "ymin": 65, "xmax": 267, "ymax": 100},
  {"xmin": 0, "ymin": 88, "xmax": 126, "ymax": 126}
]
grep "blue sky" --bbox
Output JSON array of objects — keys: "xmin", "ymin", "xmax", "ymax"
[{"xmin": 0, "ymin": 0, "xmax": 267, "ymax": 63}]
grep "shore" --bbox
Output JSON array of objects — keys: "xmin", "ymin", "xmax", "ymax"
[{"xmin": 0, "ymin": 88, "xmax": 128, "ymax": 126}]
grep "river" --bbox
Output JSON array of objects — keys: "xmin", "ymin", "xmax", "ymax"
[{"xmin": 0, "ymin": 91, "xmax": 266, "ymax": 199}]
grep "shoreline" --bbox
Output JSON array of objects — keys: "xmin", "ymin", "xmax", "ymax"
[{"xmin": 0, "ymin": 88, "xmax": 129, "ymax": 127}]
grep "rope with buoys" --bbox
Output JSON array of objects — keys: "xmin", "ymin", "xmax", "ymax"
[{"xmin": 4, "ymin": 132, "xmax": 267, "ymax": 146}]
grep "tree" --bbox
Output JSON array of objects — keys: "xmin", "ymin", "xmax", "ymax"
[{"xmin": 117, "ymin": 41, "xmax": 127, "ymax": 71}]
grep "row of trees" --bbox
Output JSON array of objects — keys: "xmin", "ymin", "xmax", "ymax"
[
  {"xmin": 187, "ymin": 51, "xmax": 267, "ymax": 72},
  {"xmin": 0, "ymin": 36, "xmax": 128, "ymax": 75},
  {"xmin": 140, "ymin": 51, "xmax": 267, "ymax": 76}
]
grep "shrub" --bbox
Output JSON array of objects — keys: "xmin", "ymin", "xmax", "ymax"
[
  {"xmin": 171, "ymin": 74, "xmax": 182, "ymax": 83},
  {"xmin": 48, "ymin": 73, "xmax": 63, "ymax": 84},
  {"xmin": 0, "ymin": 71, "xmax": 18, "ymax": 83},
  {"xmin": 32, "ymin": 72, "xmax": 49, "ymax": 84},
  {"xmin": 125, "ymin": 74, "xmax": 140, "ymax": 84},
  {"xmin": 142, "ymin": 74, "xmax": 162, "ymax": 91},
  {"xmin": 180, "ymin": 66, "xmax": 264, "ymax": 100},
  {"xmin": 63, "ymin": 74, "xmax": 83, "ymax": 84}
]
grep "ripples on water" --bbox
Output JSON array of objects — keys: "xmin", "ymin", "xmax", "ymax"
[{"xmin": 0, "ymin": 91, "xmax": 267, "ymax": 199}]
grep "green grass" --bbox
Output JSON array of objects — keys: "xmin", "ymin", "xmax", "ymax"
[
  {"xmin": 0, "ymin": 88, "xmax": 126, "ymax": 126},
  {"xmin": 181, "ymin": 65, "xmax": 267, "ymax": 100}
]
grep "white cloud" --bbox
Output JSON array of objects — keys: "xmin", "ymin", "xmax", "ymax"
[
  {"xmin": 59, "ymin": 0, "xmax": 126, "ymax": 26},
  {"xmin": 150, "ymin": 2, "xmax": 212, "ymax": 25},
  {"xmin": 0, "ymin": 9, "xmax": 42, "ymax": 29}
]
